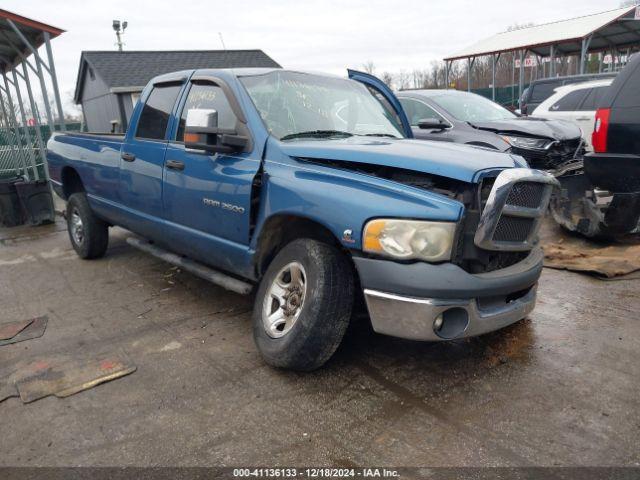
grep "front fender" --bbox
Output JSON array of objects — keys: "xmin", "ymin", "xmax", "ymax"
[{"xmin": 252, "ymin": 155, "xmax": 465, "ymax": 252}]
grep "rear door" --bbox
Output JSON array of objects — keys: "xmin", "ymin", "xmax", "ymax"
[
  {"xmin": 119, "ymin": 77, "xmax": 185, "ymax": 238},
  {"xmin": 347, "ymin": 69, "xmax": 413, "ymax": 138}
]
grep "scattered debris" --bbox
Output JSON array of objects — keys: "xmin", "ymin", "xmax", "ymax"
[
  {"xmin": 540, "ymin": 218, "xmax": 640, "ymax": 278},
  {"xmin": 0, "ymin": 350, "xmax": 136, "ymax": 404},
  {"xmin": 0, "ymin": 316, "xmax": 48, "ymax": 347},
  {"xmin": 0, "ymin": 319, "xmax": 34, "ymax": 341}
]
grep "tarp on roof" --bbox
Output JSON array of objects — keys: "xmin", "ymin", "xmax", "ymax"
[
  {"xmin": 445, "ymin": 6, "xmax": 639, "ymax": 60},
  {"xmin": 74, "ymin": 50, "xmax": 281, "ymax": 103}
]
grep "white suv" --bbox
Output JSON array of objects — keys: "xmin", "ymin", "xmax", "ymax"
[{"xmin": 532, "ymin": 79, "xmax": 613, "ymax": 151}]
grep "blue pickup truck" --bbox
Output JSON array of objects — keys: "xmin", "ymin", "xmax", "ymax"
[{"xmin": 47, "ymin": 68, "xmax": 558, "ymax": 370}]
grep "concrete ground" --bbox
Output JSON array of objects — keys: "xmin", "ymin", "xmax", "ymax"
[{"xmin": 0, "ymin": 217, "xmax": 639, "ymax": 467}]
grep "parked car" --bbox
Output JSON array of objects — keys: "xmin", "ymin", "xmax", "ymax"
[
  {"xmin": 532, "ymin": 79, "xmax": 614, "ymax": 151},
  {"xmin": 519, "ymin": 72, "xmax": 617, "ymax": 115},
  {"xmin": 584, "ymin": 53, "xmax": 640, "ymax": 235},
  {"xmin": 47, "ymin": 68, "xmax": 558, "ymax": 371},
  {"xmin": 396, "ymin": 89, "xmax": 583, "ymax": 170}
]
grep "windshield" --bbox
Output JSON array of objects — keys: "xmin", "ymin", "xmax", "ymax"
[
  {"xmin": 431, "ymin": 93, "xmax": 516, "ymax": 122},
  {"xmin": 240, "ymin": 71, "xmax": 405, "ymax": 140}
]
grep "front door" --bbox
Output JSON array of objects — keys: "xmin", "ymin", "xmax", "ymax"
[{"xmin": 162, "ymin": 78, "xmax": 261, "ymax": 271}]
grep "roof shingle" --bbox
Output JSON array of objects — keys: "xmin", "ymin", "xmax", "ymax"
[{"xmin": 75, "ymin": 49, "xmax": 280, "ymax": 102}]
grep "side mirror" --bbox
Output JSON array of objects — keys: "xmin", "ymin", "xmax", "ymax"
[
  {"xmin": 418, "ymin": 118, "xmax": 449, "ymax": 130},
  {"xmin": 184, "ymin": 108, "xmax": 249, "ymax": 153}
]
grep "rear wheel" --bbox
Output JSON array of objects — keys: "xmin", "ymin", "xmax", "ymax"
[
  {"xmin": 66, "ymin": 193, "xmax": 109, "ymax": 259},
  {"xmin": 252, "ymin": 238, "xmax": 354, "ymax": 371}
]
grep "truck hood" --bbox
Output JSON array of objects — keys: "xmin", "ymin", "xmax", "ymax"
[
  {"xmin": 469, "ymin": 117, "xmax": 581, "ymax": 141},
  {"xmin": 278, "ymin": 137, "xmax": 525, "ymax": 183}
]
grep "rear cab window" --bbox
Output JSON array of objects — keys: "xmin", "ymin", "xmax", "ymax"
[{"xmin": 135, "ymin": 83, "xmax": 183, "ymax": 140}]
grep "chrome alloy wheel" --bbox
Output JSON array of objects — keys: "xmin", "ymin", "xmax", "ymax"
[
  {"xmin": 262, "ymin": 261, "xmax": 307, "ymax": 338},
  {"xmin": 70, "ymin": 208, "xmax": 85, "ymax": 246}
]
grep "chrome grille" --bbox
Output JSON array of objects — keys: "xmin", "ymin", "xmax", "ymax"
[
  {"xmin": 475, "ymin": 169, "xmax": 559, "ymax": 251},
  {"xmin": 506, "ymin": 182, "xmax": 546, "ymax": 209},
  {"xmin": 493, "ymin": 216, "xmax": 535, "ymax": 243}
]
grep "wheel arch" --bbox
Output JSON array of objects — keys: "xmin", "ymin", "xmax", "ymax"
[
  {"xmin": 60, "ymin": 166, "xmax": 85, "ymax": 200},
  {"xmin": 253, "ymin": 214, "xmax": 346, "ymax": 278}
]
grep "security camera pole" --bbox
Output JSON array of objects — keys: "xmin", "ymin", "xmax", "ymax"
[{"xmin": 113, "ymin": 20, "xmax": 128, "ymax": 52}]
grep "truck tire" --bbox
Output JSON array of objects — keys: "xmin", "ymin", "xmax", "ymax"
[
  {"xmin": 66, "ymin": 193, "xmax": 109, "ymax": 259},
  {"xmin": 253, "ymin": 238, "xmax": 354, "ymax": 371}
]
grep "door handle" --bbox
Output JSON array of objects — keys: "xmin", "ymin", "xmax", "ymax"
[
  {"xmin": 166, "ymin": 160, "xmax": 185, "ymax": 171},
  {"xmin": 121, "ymin": 152, "xmax": 136, "ymax": 162},
  {"xmin": 576, "ymin": 117, "xmax": 591, "ymax": 121}
]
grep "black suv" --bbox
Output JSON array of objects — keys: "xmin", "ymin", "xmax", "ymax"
[
  {"xmin": 520, "ymin": 73, "xmax": 617, "ymax": 115},
  {"xmin": 584, "ymin": 54, "xmax": 640, "ymax": 234}
]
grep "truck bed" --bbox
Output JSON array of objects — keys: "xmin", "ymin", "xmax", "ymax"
[{"xmin": 46, "ymin": 131, "xmax": 124, "ymax": 200}]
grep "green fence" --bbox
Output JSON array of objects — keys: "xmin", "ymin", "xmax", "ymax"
[{"xmin": 0, "ymin": 123, "xmax": 81, "ymax": 180}]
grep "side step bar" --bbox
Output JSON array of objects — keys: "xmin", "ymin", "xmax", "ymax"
[{"xmin": 126, "ymin": 237, "xmax": 253, "ymax": 295}]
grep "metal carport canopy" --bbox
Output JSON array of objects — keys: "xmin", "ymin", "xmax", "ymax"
[
  {"xmin": 444, "ymin": 6, "xmax": 640, "ymax": 60},
  {"xmin": 0, "ymin": 9, "xmax": 64, "ymax": 68},
  {"xmin": 0, "ymin": 9, "xmax": 66, "ymax": 181}
]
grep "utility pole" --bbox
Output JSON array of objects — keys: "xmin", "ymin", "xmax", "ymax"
[{"xmin": 113, "ymin": 20, "xmax": 128, "ymax": 51}]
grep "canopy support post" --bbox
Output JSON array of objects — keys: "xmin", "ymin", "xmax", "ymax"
[
  {"xmin": 467, "ymin": 57, "xmax": 475, "ymax": 92},
  {"xmin": 21, "ymin": 61, "xmax": 49, "ymax": 180},
  {"xmin": 580, "ymin": 34, "xmax": 593, "ymax": 75},
  {"xmin": 0, "ymin": 84, "xmax": 28, "ymax": 178},
  {"xmin": 0, "ymin": 92, "xmax": 22, "ymax": 177},
  {"xmin": 549, "ymin": 44, "xmax": 556, "ymax": 77},
  {"xmin": 6, "ymin": 70, "xmax": 38, "ymax": 180},
  {"xmin": 445, "ymin": 61, "xmax": 450, "ymax": 90},
  {"xmin": 44, "ymin": 32, "xmax": 65, "ymax": 132},
  {"xmin": 518, "ymin": 49, "xmax": 525, "ymax": 108},
  {"xmin": 491, "ymin": 54, "xmax": 496, "ymax": 101}
]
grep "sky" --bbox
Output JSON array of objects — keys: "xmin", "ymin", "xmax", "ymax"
[{"xmin": 4, "ymin": 0, "xmax": 627, "ymax": 112}]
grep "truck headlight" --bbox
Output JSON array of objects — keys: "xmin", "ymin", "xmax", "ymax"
[
  {"xmin": 502, "ymin": 135, "xmax": 552, "ymax": 150},
  {"xmin": 363, "ymin": 219, "xmax": 456, "ymax": 262}
]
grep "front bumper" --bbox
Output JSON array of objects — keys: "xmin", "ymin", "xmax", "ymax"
[{"xmin": 354, "ymin": 248, "xmax": 543, "ymax": 341}]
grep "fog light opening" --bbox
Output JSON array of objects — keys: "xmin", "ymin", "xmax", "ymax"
[{"xmin": 434, "ymin": 307, "xmax": 470, "ymax": 339}]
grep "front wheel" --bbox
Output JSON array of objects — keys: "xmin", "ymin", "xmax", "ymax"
[
  {"xmin": 66, "ymin": 193, "xmax": 109, "ymax": 259},
  {"xmin": 252, "ymin": 238, "xmax": 354, "ymax": 371}
]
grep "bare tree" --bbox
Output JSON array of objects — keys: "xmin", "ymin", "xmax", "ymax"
[
  {"xmin": 380, "ymin": 71, "xmax": 394, "ymax": 88},
  {"xmin": 362, "ymin": 61, "xmax": 376, "ymax": 74}
]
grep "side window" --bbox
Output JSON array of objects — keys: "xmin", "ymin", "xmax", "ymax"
[
  {"xmin": 579, "ymin": 86, "xmax": 609, "ymax": 111},
  {"xmin": 135, "ymin": 83, "xmax": 182, "ymax": 140},
  {"xmin": 530, "ymin": 82, "xmax": 557, "ymax": 103},
  {"xmin": 399, "ymin": 98, "xmax": 445, "ymax": 126},
  {"xmin": 550, "ymin": 89, "xmax": 588, "ymax": 112},
  {"xmin": 176, "ymin": 82, "xmax": 238, "ymax": 141},
  {"xmin": 613, "ymin": 62, "xmax": 640, "ymax": 108}
]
